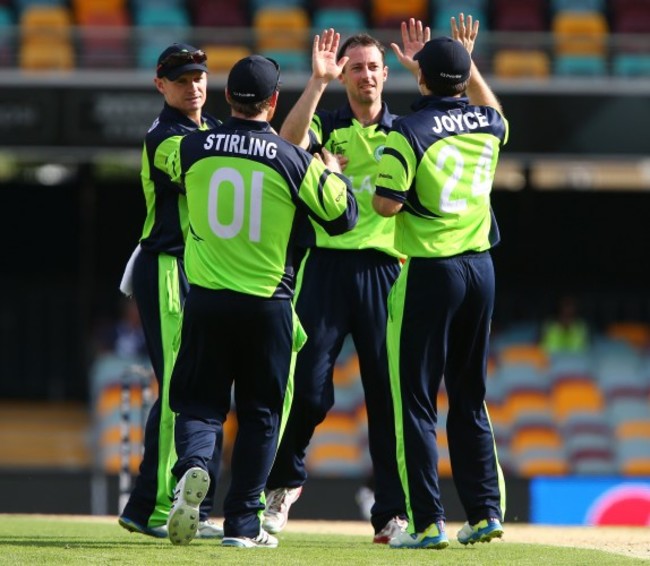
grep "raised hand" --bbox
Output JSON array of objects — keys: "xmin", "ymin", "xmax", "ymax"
[
  {"xmin": 450, "ymin": 13, "xmax": 479, "ymax": 55},
  {"xmin": 312, "ymin": 28, "xmax": 350, "ymax": 81},
  {"xmin": 390, "ymin": 18, "xmax": 431, "ymax": 75}
]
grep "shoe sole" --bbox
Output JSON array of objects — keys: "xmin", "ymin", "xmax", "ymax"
[
  {"xmin": 390, "ymin": 537, "xmax": 449, "ymax": 549},
  {"xmin": 222, "ymin": 537, "xmax": 278, "ymax": 548},
  {"xmin": 459, "ymin": 528, "xmax": 504, "ymax": 546},
  {"xmin": 168, "ymin": 468, "xmax": 210, "ymax": 545},
  {"xmin": 118, "ymin": 517, "xmax": 167, "ymax": 539}
]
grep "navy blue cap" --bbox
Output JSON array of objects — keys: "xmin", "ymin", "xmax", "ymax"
[
  {"xmin": 156, "ymin": 43, "xmax": 208, "ymax": 80},
  {"xmin": 414, "ymin": 36, "xmax": 471, "ymax": 85},
  {"xmin": 227, "ymin": 55, "xmax": 280, "ymax": 103}
]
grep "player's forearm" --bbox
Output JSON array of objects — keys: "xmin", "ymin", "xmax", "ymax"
[
  {"xmin": 466, "ymin": 61, "xmax": 503, "ymax": 114},
  {"xmin": 279, "ymin": 76, "xmax": 330, "ymax": 148}
]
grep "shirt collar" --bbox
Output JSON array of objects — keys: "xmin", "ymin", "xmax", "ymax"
[
  {"xmin": 410, "ymin": 95, "xmax": 469, "ymax": 112},
  {"xmin": 224, "ymin": 117, "xmax": 274, "ymax": 132},
  {"xmin": 339, "ymin": 101, "xmax": 396, "ymax": 132},
  {"xmin": 160, "ymin": 102, "xmax": 208, "ymax": 129}
]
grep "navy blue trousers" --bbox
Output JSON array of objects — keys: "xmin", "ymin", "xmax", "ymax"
[
  {"xmin": 387, "ymin": 251, "xmax": 505, "ymax": 531},
  {"xmin": 123, "ymin": 251, "xmax": 221, "ymax": 526},
  {"xmin": 266, "ymin": 248, "xmax": 406, "ymax": 533},
  {"xmin": 170, "ymin": 287, "xmax": 294, "ymax": 538}
]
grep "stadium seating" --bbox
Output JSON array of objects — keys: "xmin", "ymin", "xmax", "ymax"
[
  {"xmin": 72, "ymin": 0, "xmax": 128, "ymax": 22},
  {"xmin": 77, "ymin": 9, "xmax": 131, "ymax": 69},
  {"xmin": 0, "ymin": 401, "xmax": 90, "ymax": 468},
  {"xmin": 550, "ymin": 0, "xmax": 607, "ymax": 13},
  {"xmin": 613, "ymin": 54, "xmax": 650, "ymax": 77},
  {"xmin": 189, "ymin": 0, "xmax": 248, "ymax": 29},
  {"xmin": 493, "ymin": 49, "xmax": 551, "ymax": 78},
  {"xmin": 19, "ymin": 5, "xmax": 75, "ymax": 70},
  {"xmin": 553, "ymin": 11, "xmax": 609, "ymax": 56},
  {"xmin": 0, "ymin": 6, "xmax": 14, "ymax": 66},
  {"xmin": 551, "ymin": 375, "xmax": 604, "ymax": 422},
  {"xmin": 133, "ymin": 4, "xmax": 191, "ymax": 69},
  {"xmin": 203, "ymin": 45, "xmax": 252, "ymax": 74},
  {"xmin": 369, "ymin": 0, "xmax": 428, "ymax": 28},
  {"xmin": 312, "ymin": 8, "xmax": 367, "ymax": 35},
  {"xmin": 253, "ymin": 6, "xmax": 310, "ymax": 53},
  {"xmin": 492, "ymin": 0, "xmax": 547, "ymax": 32},
  {"xmin": 14, "ymin": 0, "xmax": 67, "ymax": 14}
]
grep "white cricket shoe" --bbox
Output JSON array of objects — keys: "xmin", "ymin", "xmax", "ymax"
[{"xmin": 262, "ymin": 486, "xmax": 303, "ymax": 534}]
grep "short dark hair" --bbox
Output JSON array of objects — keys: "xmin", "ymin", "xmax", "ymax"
[
  {"xmin": 337, "ymin": 33, "xmax": 386, "ymax": 65},
  {"xmin": 228, "ymin": 97, "xmax": 274, "ymax": 118},
  {"xmin": 421, "ymin": 76, "xmax": 469, "ymax": 97}
]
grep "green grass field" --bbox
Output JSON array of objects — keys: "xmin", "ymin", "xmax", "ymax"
[{"xmin": 0, "ymin": 515, "xmax": 646, "ymax": 566}]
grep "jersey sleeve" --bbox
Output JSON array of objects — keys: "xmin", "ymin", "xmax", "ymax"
[
  {"xmin": 154, "ymin": 135, "xmax": 184, "ymax": 190},
  {"xmin": 163, "ymin": 144, "xmax": 183, "ymax": 190},
  {"xmin": 297, "ymin": 156, "xmax": 358, "ymax": 236},
  {"xmin": 375, "ymin": 126, "xmax": 417, "ymax": 203}
]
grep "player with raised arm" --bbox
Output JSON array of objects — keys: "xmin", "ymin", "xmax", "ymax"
[
  {"xmin": 373, "ymin": 14, "xmax": 508, "ymax": 549},
  {"xmin": 162, "ymin": 55, "xmax": 358, "ymax": 548},
  {"xmin": 263, "ymin": 20, "xmax": 429, "ymax": 544}
]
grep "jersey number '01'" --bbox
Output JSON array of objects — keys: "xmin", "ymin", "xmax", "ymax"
[
  {"xmin": 437, "ymin": 139, "xmax": 494, "ymax": 214},
  {"xmin": 208, "ymin": 167, "xmax": 263, "ymax": 242}
]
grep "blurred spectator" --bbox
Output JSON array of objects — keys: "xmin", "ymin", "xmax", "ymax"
[
  {"xmin": 95, "ymin": 297, "xmax": 148, "ymax": 360},
  {"xmin": 540, "ymin": 295, "xmax": 589, "ymax": 353}
]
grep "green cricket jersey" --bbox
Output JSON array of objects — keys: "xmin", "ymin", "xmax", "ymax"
[
  {"xmin": 306, "ymin": 102, "xmax": 401, "ymax": 258},
  {"xmin": 375, "ymin": 96, "xmax": 509, "ymax": 258},
  {"xmin": 139, "ymin": 103, "xmax": 218, "ymax": 257},
  {"xmin": 166, "ymin": 117, "xmax": 358, "ymax": 299}
]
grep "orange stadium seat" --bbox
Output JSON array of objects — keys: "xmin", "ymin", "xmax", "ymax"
[
  {"xmin": 499, "ymin": 343, "xmax": 549, "ymax": 369},
  {"xmin": 551, "ymin": 376, "xmax": 604, "ymax": 422},
  {"xmin": 606, "ymin": 322, "xmax": 650, "ymax": 348},
  {"xmin": 72, "ymin": 0, "xmax": 127, "ymax": 22},
  {"xmin": 370, "ymin": 0, "xmax": 428, "ymax": 28}
]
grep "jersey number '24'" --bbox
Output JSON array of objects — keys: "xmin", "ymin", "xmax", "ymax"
[{"xmin": 437, "ymin": 139, "xmax": 494, "ymax": 214}]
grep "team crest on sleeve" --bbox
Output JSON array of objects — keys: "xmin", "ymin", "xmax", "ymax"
[{"xmin": 374, "ymin": 145, "xmax": 385, "ymax": 161}]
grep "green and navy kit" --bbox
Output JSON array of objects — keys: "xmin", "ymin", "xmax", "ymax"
[
  {"xmin": 306, "ymin": 102, "xmax": 401, "ymax": 258},
  {"xmin": 167, "ymin": 117, "xmax": 358, "ymax": 299},
  {"xmin": 139, "ymin": 103, "xmax": 219, "ymax": 257},
  {"xmin": 375, "ymin": 95, "xmax": 508, "ymax": 258}
]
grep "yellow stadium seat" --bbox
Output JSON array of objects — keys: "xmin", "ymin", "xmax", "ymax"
[
  {"xmin": 20, "ymin": 6, "xmax": 75, "ymax": 70},
  {"xmin": 493, "ymin": 49, "xmax": 551, "ymax": 78},
  {"xmin": 615, "ymin": 420, "xmax": 650, "ymax": 440},
  {"xmin": 505, "ymin": 389, "xmax": 551, "ymax": 423},
  {"xmin": 510, "ymin": 426, "xmax": 564, "ymax": 455},
  {"xmin": 553, "ymin": 11, "xmax": 608, "ymax": 56},
  {"xmin": 203, "ymin": 45, "xmax": 252, "ymax": 74},
  {"xmin": 254, "ymin": 7, "xmax": 310, "ymax": 52},
  {"xmin": 20, "ymin": 5, "xmax": 72, "ymax": 43},
  {"xmin": 20, "ymin": 41, "xmax": 75, "ymax": 70}
]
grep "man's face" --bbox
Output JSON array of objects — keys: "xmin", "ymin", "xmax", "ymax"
[
  {"xmin": 156, "ymin": 71, "xmax": 207, "ymax": 115},
  {"xmin": 338, "ymin": 45, "xmax": 387, "ymax": 105}
]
